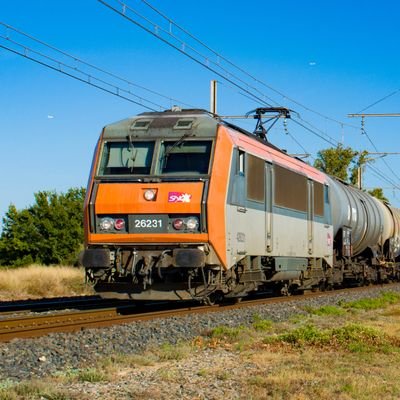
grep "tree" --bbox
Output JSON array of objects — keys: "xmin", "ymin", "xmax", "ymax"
[
  {"xmin": 0, "ymin": 188, "xmax": 86, "ymax": 266},
  {"xmin": 368, "ymin": 188, "xmax": 389, "ymax": 203},
  {"xmin": 314, "ymin": 144, "xmax": 358, "ymax": 182},
  {"xmin": 314, "ymin": 145, "xmax": 389, "ymax": 203}
]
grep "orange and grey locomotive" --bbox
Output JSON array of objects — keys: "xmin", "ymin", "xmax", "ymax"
[{"xmin": 82, "ymin": 108, "xmax": 400, "ymax": 303}]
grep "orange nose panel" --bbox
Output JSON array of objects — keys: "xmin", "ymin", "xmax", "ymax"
[{"xmin": 95, "ymin": 182, "xmax": 204, "ymax": 214}]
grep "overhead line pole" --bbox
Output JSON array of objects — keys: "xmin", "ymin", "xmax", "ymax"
[
  {"xmin": 347, "ymin": 112, "xmax": 400, "ymax": 191},
  {"xmin": 210, "ymin": 80, "xmax": 217, "ymax": 115},
  {"xmin": 357, "ymin": 152, "xmax": 400, "ymax": 190}
]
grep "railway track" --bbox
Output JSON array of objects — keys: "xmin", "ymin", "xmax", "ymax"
[
  {"xmin": 0, "ymin": 302, "xmax": 198, "ymax": 342},
  {"xmin": 0, "ymin": 284, "xmax": 396, "ymax": 342},
  {"xmin": 0, "ymin": 295, "xmax": 131, "ymax": 315}
]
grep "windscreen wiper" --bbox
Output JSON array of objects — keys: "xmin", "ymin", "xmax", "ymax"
[
  {"xmin": 162, "ymin": 132, "xmax": 193, "ymax": 160},
  {"xmin": 127, "ymin": 134, "xmax": 137, "ymax": 170}
]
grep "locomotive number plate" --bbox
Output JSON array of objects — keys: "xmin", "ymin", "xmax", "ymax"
[{"xmin": 129, "ymin": 215, "xmax": 168, "ymax": 233}]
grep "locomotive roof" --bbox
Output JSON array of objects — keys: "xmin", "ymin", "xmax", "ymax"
[
  {"xmin": 100, "ymin": 108, "xmax": 325, "ymax": 183},
  {"xmin": 102, "ymin": 109, "xmax": 219, "ymax": 139},
  {"xmin": 102, "ymin": 108, "xmax": 293, "ymax": 157}
]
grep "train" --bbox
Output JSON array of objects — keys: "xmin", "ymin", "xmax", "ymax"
[{"xmin": 81, "ymin": 108, "xmax": 400, "ymax": 304}]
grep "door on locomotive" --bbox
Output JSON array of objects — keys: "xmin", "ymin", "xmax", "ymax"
[
  {"xmin": 265, "ymin": 162, "xmax": 273, "ymax": 253},
  {"xmin": 307, "ymin": 180, "xmax": 314, "ymax": 255}
]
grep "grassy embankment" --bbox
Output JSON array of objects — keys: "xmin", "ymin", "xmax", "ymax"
[
  {"xmin": 0, "ymin": 265, "xmax": 93, "ymax": 300},
  {"xmin": 1, "ymin": 291, "xmax": 400, "ymax": 399}
]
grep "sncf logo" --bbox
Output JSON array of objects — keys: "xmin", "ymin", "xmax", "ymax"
[{"xmin": 168, "ymin": 192, "xmax": 192, "ymax": 203}]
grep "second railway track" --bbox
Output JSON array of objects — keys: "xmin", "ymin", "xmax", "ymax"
[{"xmin": 0, "ymin": 296, "xmax": 130, "ymax": 315}]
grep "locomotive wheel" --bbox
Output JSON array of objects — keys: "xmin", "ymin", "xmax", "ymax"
[
  {"xmin": 222, "ymin": 297, "xmax": 243, "ymax": 305},
  {"xmin": 203, "ymin": 291, "xmax": 224, "ymax": 306},
  {"xmin": 356, "ymin": 277, "xmax": 365, "ymax": 287}
]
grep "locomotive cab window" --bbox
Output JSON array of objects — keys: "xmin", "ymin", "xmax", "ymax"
[
  {"xmin": 159, "ymin": 140, "xmax": 212, "ymax": 175},
  {"xmin": 237, "ymin": 150, "xmax": 245, "ymax": 175},
  {"xmin": 98, "ymin": 141, "xmax": 155, "ymax": 176}
]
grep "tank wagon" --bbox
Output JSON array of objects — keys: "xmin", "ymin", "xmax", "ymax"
[{"xmin": 82, "ymin": 108, "xmax": 400, "ymax": 303}]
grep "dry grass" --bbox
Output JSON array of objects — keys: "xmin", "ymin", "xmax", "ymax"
[
  {"xmin": 0, "ymin": 379, "xmax": 72, "ymax": 400},
  {"xmin": 244, "ymin": 349, "xmax": 400, "ymax": 399},
  {"xmin": 0, "ymin": 265, "xmax": 93, "ymax": 300},
  {"xmin": 2, "ymin": 292, "xmax": 400, "ymax": 399}
]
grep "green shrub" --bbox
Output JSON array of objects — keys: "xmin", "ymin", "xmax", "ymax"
[
  {"xmin": 155, "ymin": 342, "xmax": 191, "ymax": 361},
  {"xmin": 341, "ymin": 291, "xmax": 400, "ymax": 311},
  {"xmin": 264, "ymin": 323, "xmax": 400, "ymax": 353},
  {"xmin": 304, "ymin": 305, "xmax": 346, "ymax": 316},
  {"xmin": 265, "ymin": 324, "xmax": 330, "ymax": 346},
  {"xmin": 209, "ymin": 325, "xmax": 246, "ymax": 340},
  {"xmin": 4, "ymin": 380, "xmax": 71, "ymax": 400},
  {"xmin": 62, "ymin": 368, "xmax": 107, "ymax": 383},
  {"xmin": 252, "ymin": 314, "xmax": 273, "ymax": 331},
  {"xmin": 77, "ymin": 368, "xmax": 107, "ymax": 383}
]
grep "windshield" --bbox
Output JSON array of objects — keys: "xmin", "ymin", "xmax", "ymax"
[
  {"xmin": 98, "ymin": 141, "xmax": 155, "ymax": 175},
  {"xmin": 160, "ymin": 140, "xmax": 212, "ymax": 175}
]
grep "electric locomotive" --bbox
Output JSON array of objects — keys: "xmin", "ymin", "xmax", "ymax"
[{"xmin": 82, "ymin": 108, "xmax": 400, "ymax": 303}]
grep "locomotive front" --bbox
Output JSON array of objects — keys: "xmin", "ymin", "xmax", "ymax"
[{"xmin": 82, "ymin": 109, "xmax": 230, "ymax": 301}]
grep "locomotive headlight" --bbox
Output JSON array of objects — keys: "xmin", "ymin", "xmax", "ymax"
[
  {"xmin": 172, "ymin": 218, "xmax": 184, "ymax": 230},
  {"xmin": 114, "ymin": 218, "xmax": 125, "ymax": 231},
  {"xmin": 186, "ymin": 217, "xmax": 199, "ymax": 230},
  {"xmin": 144, "ymin": 189, "xmax": 157, "ymax": 201},
  {"xmin": 99, "ymin": 217, "xmax": 114, "ymax": 231}
]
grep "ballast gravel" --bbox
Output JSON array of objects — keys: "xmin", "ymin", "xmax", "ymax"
[{"xmin": 1, "ymin": 284, "xmax": 400, "ymax": 381}]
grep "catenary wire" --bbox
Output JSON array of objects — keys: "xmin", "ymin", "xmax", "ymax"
[
  {"xmin": 284, "ymin": 119, "xmax": 400, "ymax": 192},
  {"xmin": 367, "ymin": 164, "xmax": 400, "ymax": 190},
  {"xmin": 97, "ymin": 0, "xmax": 284, "ymax": 106},
  {"xmin": 102, "ymin": 0, "xmax": 359, "ymax": 130},
  {"xmin": 138, "ymin": 0, "xmax": 359, "ymax": 128},
  {"xmin": 0, "ymin": 22, "xmax": 195, "ymax": 110},
  {"xmin": 293, "ymin": 114, "xmax": 341, "ymax": 146},
  {"xmin": 4, "ymin": 15, "xmax": 398, "ymax": 196},
  {"xmin": 98, "ymin": 0, "xmax": 361, "ymax": 153},
  {"xmin": 357, "ymin": 88, "xmax": 400, "ymax": 113},
  {"xmin": 0, "ymin": 20, "xmax": 342, "ymax": 149},
  {"xmin": 288, "ymin": 133, "xmax": 314, "ymax": 161},
  {"xmin": 283, "ymin": 120, "xmax": 314, "ymax": 161},
  {"xmin": 216, "ymin": 80, "xmax": 268, "ymax": 107},
  {"xmin": 0, "ymin": 42, "xmax": 160, "ymax": 111},
  {"xmin": 290, "ymin": 118, "xmax": 339, "ymax": 147},
  {"xmin": 1, "ymin": 35, "xmax": 164, "ymax": 110},
  {"xmin": 361, "ymin": 126, "xmax": 400, "ymax": 184}
]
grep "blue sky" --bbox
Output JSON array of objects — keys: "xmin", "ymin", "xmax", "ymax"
[{"xmin": 1, "ymin": 0, "xmax": 400, "ymax": 222}]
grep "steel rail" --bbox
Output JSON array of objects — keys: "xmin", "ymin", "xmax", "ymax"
[
  {"xmin": 1, "ymin": 284, "xmax": 397, "ymax": 342},
  {"xmin": 0, "ymin": 303, "xmax": 199, "ymax": 342}
]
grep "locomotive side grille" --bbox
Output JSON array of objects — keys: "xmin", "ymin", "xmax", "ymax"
[{"xmin": 274, "ymin": 165, "xmax": 307, "ymax": 212}]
